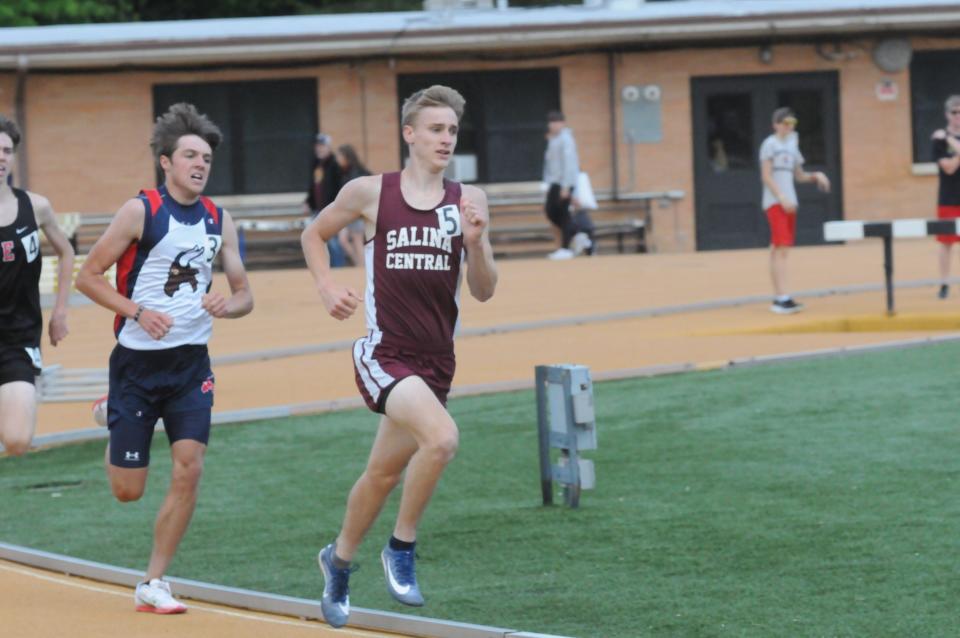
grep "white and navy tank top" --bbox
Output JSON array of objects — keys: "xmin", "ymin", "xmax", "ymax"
[
  {"xmin": 365, "ymin": 172, "xmax": 465, "ymax": 353},
  {"xmin": 114, "ymin": 186, "xmax": 223, "ymax": 350}
]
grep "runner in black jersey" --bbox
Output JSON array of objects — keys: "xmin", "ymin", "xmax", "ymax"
[
  {"xmin": 0, "ymin": 114, "xmax": 75, "ymax": 456},
  {"xmin": 302, "ymin": 85, "xmax": 497, "ymax": 628}
]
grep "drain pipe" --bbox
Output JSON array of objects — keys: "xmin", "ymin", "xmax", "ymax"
[
  {"xmin": 13, "ymin": 54, "xmax": 29, "ymax": 189},
  {"xmin": 607, "ymin": 50, "xmax": 619, "ymax": 200}
]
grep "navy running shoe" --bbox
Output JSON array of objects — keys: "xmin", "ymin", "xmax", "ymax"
[
  {"xmin": 381, "ymin": 545, "xmax": 424, "ymax": 607},
  {"xmin": 318, "ymin": 544, "xmax": 354, "ymax": 628}
]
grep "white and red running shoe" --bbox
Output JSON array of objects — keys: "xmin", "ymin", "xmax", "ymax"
[
  {"xmin": 92, "ymin": 395, "xmax": 108, "ymax": 427},
  {"xmin": 135, "ymin": 578, "xmax": 187, "ymax": 614}
]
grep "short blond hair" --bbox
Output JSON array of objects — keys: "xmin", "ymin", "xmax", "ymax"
[
  {"xmin": 946, "ymin": 95, "xmax": 960, "ymax": 112},
  {"xmin": 401, "ymin": 85, "xmax": 465, "ymax": 127}
]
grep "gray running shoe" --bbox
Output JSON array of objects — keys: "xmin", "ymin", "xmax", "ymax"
[
  {"xmin": 318, "ymin": 544, "xmax": 354, "ymax": 628},
  {"xmin": 381, "ymin": 545, "xmax": 424, "ymax": 607}
]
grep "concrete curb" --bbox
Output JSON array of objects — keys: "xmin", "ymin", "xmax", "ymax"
[{"xmin": 0, "ymin": 542, "xmax": 572, "ymax": 638}]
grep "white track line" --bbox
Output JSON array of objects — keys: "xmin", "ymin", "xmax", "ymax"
[{"xmin": 0, "ymin": 561, "xmax": 374, "ymax": 634}]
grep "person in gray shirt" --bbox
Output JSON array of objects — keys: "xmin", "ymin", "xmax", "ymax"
[
  {"xmin": 543, "ymin": 111, "xmax": 591, "ymax": 259},
  {"xmin": 759, "ymin": 107, "xmax": 830, "ymax": 314}
]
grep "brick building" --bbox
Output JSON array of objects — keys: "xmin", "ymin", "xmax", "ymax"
[{"xmin": 2, "ymin": 0, "xmax": 960, "ymax": 252}]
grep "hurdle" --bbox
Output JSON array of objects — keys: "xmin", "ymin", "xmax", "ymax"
[{"xmin": 824, "ymin": 219, "xmax": 960, "ymax": 315}]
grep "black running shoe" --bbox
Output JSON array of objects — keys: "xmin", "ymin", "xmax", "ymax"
[{"xmin": 770, "ymin": 298, "xmax": 804, "ymax": 315}]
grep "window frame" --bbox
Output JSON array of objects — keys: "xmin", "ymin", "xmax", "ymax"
[
  {"xmin": 152, "ymin": 78, "xmax": 318, "ymax": 196},
  {"xmin": 396, "ymin": 68, "xmax": 561, "ymax": 184}
]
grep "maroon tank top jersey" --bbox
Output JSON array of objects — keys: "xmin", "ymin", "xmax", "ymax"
[
  {"xmin": 364, "ymin": 171, "xmax": 465, "ymax": 351},
  {"xmin": 353, "ymin": 172, "xmax": 465, "ymax": 413}
]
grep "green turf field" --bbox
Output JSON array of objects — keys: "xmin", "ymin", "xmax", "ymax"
[{"xmin": 3, "ymin": 342, "xmax": 960, "ymax": 637}]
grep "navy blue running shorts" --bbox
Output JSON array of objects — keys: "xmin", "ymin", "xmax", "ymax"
[{"xmin": 107, "ymin": 343, "xmax": 215, "ymax": 468}]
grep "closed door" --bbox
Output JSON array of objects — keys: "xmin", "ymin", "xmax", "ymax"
[{"xmin": 691, "ymin": 72, "xmax": 843, "ymax": 250}]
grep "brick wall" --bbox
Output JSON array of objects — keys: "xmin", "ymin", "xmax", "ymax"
[
  {"xmin": 0, "ymin": 73, "xmax": 21, "ymax": 185},
  {"xmin": 9, "ymin": 36, "xmax": 957, "ymax": 252},
  {"xmin": 615, "ymin": 41, "xmax": 939, "ymax": 251}
]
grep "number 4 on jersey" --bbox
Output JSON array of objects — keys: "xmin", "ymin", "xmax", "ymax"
[{"xmin": 20, "ymin": 231, "xmax": 40, "ymax": 263}]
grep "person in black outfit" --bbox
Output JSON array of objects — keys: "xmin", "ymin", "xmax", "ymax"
[
  {"xmin": 305, "ymin": 133, "xmax": 346, "ymax": 267},
  {"xmin": 0, "ymin": 114, "xmax": 75, "ymax": 455},
  {"xmin": 335, "ymin": 144, "xmax": 371, "ymax": 267},
  {"xmin": 931, "ymin": 95, "xmax": 960, "ymax": 298}
]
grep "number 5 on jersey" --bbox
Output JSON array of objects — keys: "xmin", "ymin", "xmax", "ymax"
[{"xmin": 435, "ymin": 205, "xmax": 462, "ymax": 238}]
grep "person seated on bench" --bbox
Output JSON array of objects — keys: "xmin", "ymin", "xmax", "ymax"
[{"xmin": 542, "ymin": 111, "xmax": 592, "ymax": 260}]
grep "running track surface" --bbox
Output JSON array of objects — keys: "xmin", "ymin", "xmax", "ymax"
[
  {"xmin": 36, "ymin": 240, "xmax": 960, "ymax": 433},
  {"xmin": 7, "ymin": 240, "xmax": 960, "ymax": 636}
]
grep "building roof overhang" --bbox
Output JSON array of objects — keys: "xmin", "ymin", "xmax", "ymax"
[{"xmin": 1, "ymin": 1, "xmax": 959, "ymax": 71}]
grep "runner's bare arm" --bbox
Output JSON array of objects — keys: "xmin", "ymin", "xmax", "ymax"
[
  {"xmin": 30, "ymin": 193, "xmax": 74, "ymax": 346},
  {"xmin": 461, "ymin": 185, "xmax": 497, "ymax": 302},
  {"xmin": 301, "ymin": 175, "xmax": 379, "ymax": 320},
  {"xmin": 76, "ymin": 198, "xmax": 173, "ymax": 339},
  {"xmin": 203, "ymin": 210, "xmax": 253, "ymax": 319}
]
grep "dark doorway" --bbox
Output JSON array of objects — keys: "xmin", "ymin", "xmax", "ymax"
[{"xmin": 691, "ymin": 72, "xmax": 843, "ymax": 250}]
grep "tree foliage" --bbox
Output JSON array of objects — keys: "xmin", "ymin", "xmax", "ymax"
[
  {"xmin": 1, "ymin": 0, "xmax": 582, "ymax": 28},
  {"xmin": 0, "ymin": 0, "xmax": 423, "ymax": 27},
  {"xmin": 0, "ymin": 0, "xmax": 135, "ymax": 27}
]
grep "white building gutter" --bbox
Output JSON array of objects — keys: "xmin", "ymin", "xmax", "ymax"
[{"xmin": 1, "ymin": 5, "xmax": 960, "ymax": 70}]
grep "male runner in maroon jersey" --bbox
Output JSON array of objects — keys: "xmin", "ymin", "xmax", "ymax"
[{"xmin": 301, "ymin": 85, "xmax": 497, "ymax": 628}]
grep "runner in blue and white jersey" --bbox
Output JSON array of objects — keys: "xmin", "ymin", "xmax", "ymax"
[{"xmin": 77, "ymin": 103, "xmax": 253, "ymax": 615}]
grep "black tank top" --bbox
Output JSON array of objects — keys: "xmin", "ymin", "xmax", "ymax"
[{"xmin": 0, "ymin": 188, "xmax": 42, "ymax": 348}]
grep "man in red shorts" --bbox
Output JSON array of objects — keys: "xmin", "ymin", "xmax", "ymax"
[
  {"xmin": 301, "ymin": 85, "xmax": 497, "ymax": 629},
  {"xmin": 931, "ymin": 95, "xmax": 960, "ymax": 298},
  {"xmin": 760, "ymin": 107, "xmax": 830, "ymax": 314}
]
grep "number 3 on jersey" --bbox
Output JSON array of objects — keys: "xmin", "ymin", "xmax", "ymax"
[
  {"xmin": 435, "ymin": 205, "xmax": 462, "ymax": 238},
  {"xmin": 205, "ymin": 235, "xmax": 222, "ymax": 263}
]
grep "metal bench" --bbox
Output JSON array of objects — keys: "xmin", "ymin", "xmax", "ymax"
[
  {"xmin": 488, "ymin": 218, "xmax": 646, "ymax": 258},
  {"xmin": 39, "ymin": 255, "xmax": 116, "ymax": 295},
  {"xmin": 486, "ymin": 189, "xmax": 682, "ymax": 258},
  {"xmin": 37, "ymin": 364, "xmax": 108, "ymax": 403}
]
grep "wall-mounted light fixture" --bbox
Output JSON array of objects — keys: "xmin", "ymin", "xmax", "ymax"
[{"xmin": 873, "ymin": 38, "xmax": 912, "ymax": 73}]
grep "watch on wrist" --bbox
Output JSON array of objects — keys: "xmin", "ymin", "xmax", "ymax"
[{"xmin": 133, "ymin": 305, "xmax": 145, "ymax": 323}]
